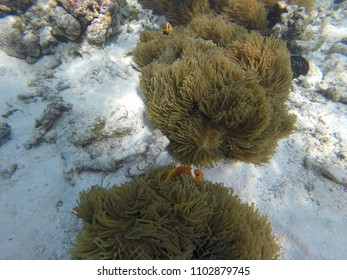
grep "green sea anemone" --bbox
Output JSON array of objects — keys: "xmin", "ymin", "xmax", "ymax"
[
  {"xmin": 138, "ymin": 0, "xmax": 210, "ymax": 25},
  {"xmin": 71, "ymin": 165, "xmax": 280, "ymax": 259},
  {"xmin": 133, "ymin": 15, "xmax": 295, "ymax": 166},
  {"xmin": 137, "ymin": 0, "xmax": 314, "ymax": 32},
  {"xmin": 211, "ymin": 0, "xmax": 268, "ymax": 30}
]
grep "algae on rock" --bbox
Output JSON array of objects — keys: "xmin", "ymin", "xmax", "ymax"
[{"xmin": 72, "ymin": 165, "xmax": 280, "ymax": 260}]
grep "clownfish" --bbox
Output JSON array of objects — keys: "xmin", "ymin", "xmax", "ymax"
[
  {"xmin": 162, "ymin": 21, "xmax": 173, "ymax": 35},
  {"xmin": 167, "ymin": 166, "xmax": 203, "ymax": 181}
]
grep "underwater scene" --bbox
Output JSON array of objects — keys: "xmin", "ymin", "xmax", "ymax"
[{"xmin": 0, "ymin": 0, "xmax": 346, "ymax": 259}]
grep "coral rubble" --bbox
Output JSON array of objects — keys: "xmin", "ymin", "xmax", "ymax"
[
  {"xmin": 25, "ymin": 99, "xmax": 73, "ymax": 149},
  {"xmin": 0, "ymin": 122, "xmax": 11, "ymax": 142}
]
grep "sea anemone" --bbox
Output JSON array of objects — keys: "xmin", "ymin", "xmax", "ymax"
[
  {"xmin": 71, "ymin": 165, "xmax": 280, "ymax": 259},
  {"xmin": 133, "ymin": 16, "xmax": 295, "ymax": 166}
]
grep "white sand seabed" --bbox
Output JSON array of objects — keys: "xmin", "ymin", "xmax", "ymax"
[{"xmin": 0, "ymin": 0, "xmax": 346, "ymax": 259}]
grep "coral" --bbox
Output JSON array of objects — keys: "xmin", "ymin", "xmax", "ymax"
[
  {"xmin": 260, "ymin": 0, "xmax": 314, "ymax": 13},
  {"xmin": 71, "ymin": 165, "xmax": 280, "ymax": 260},
  {"xmin": 133, "ymin": 16, "xmax": 295, "ymax": 166},
  {"xmin": 286, "ymin": 0, "xmax": 314, "ymax": 13},
  {"xmin": 267, "ymin": 1, "xmax": 311, "ymax": 43},
  {"xmin": 55, "ymin": 0, "xmax": 126, "ymax": 45},
  {"xmin": 47, "ymin": 4, "xmax": 82, "ymax": 41},
  {"xmin": 0, "ymin": 0, "xmax": 126, "ymax": 62},
  {"xmin": 0, "ymin": 15, "xmax": 43, "ymax": 63},
  {"xmin": 0, "ymin": 0, "xmax": 34, "ymax": 16}
]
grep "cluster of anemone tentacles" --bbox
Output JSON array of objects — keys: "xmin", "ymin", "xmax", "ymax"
[
  {"xmin": 138, "ymin": 0, "xmax": 314, "ymax": 29},
  {"xmin": 133, "ymin": 14, "xmax": 296, "ymax": 166},
  {"xmin": 71, "ymin": 165, "xmax": 280, "ymax": 260},
  {"xmin": 69, "ymin": 0, "xmax": 307, "ymax": 260}
]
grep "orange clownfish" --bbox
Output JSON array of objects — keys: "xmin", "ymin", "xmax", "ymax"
[
  {"xmin": 167, "ymin": 166, "xmax": 203, "ymax": 181},
  {"xmin": 162, "ymin": 21, "xmax": 172, "ymax": 35}
]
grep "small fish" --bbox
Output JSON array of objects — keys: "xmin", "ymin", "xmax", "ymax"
[
  {"xmin": 167, "ymin": 166, "xmax": 203, "ymax": 181},
  {"xmin": 162, "ymin": 21, "xmax": 172, "ymax": 35}
]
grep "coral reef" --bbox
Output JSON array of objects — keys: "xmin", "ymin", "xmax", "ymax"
[
  {"xmin": 286, "ymin": 0, "xmax": 314, "ymax": 13},
  {"xmin": 47, "ymin": 4, "xmax": 82, "ymax": 42},
  {"xmin": 0, "ymin": 0, "xmax": 315, "ymax": 62},
  {"xmin": 133, "ymin": 15, "xmax": 296, "ymax": 166},
  {"xmin": 0, "ymin": 15, "xmax": 43, "ymax": 63},
  {"xmin": 260, "ymin": 0, "xmax": 314, "ymax": 13},
  {"xmin": 269, "ymin": 1, "xmax": 311, "ymax": 43},
  {"xmin": 55, "ymin": 0, "xmax": 126, "ymax": 45},
  {"xmin": 0, "ymin": 0, "xmax": 127, "ymax": 62},
  {"xmin": 0, "ymin": 0, "xmax": 34, "ymax": 16},
  {"xmin": 72, "ymin": 165, "xmax": 280, "ymax": 260}
]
